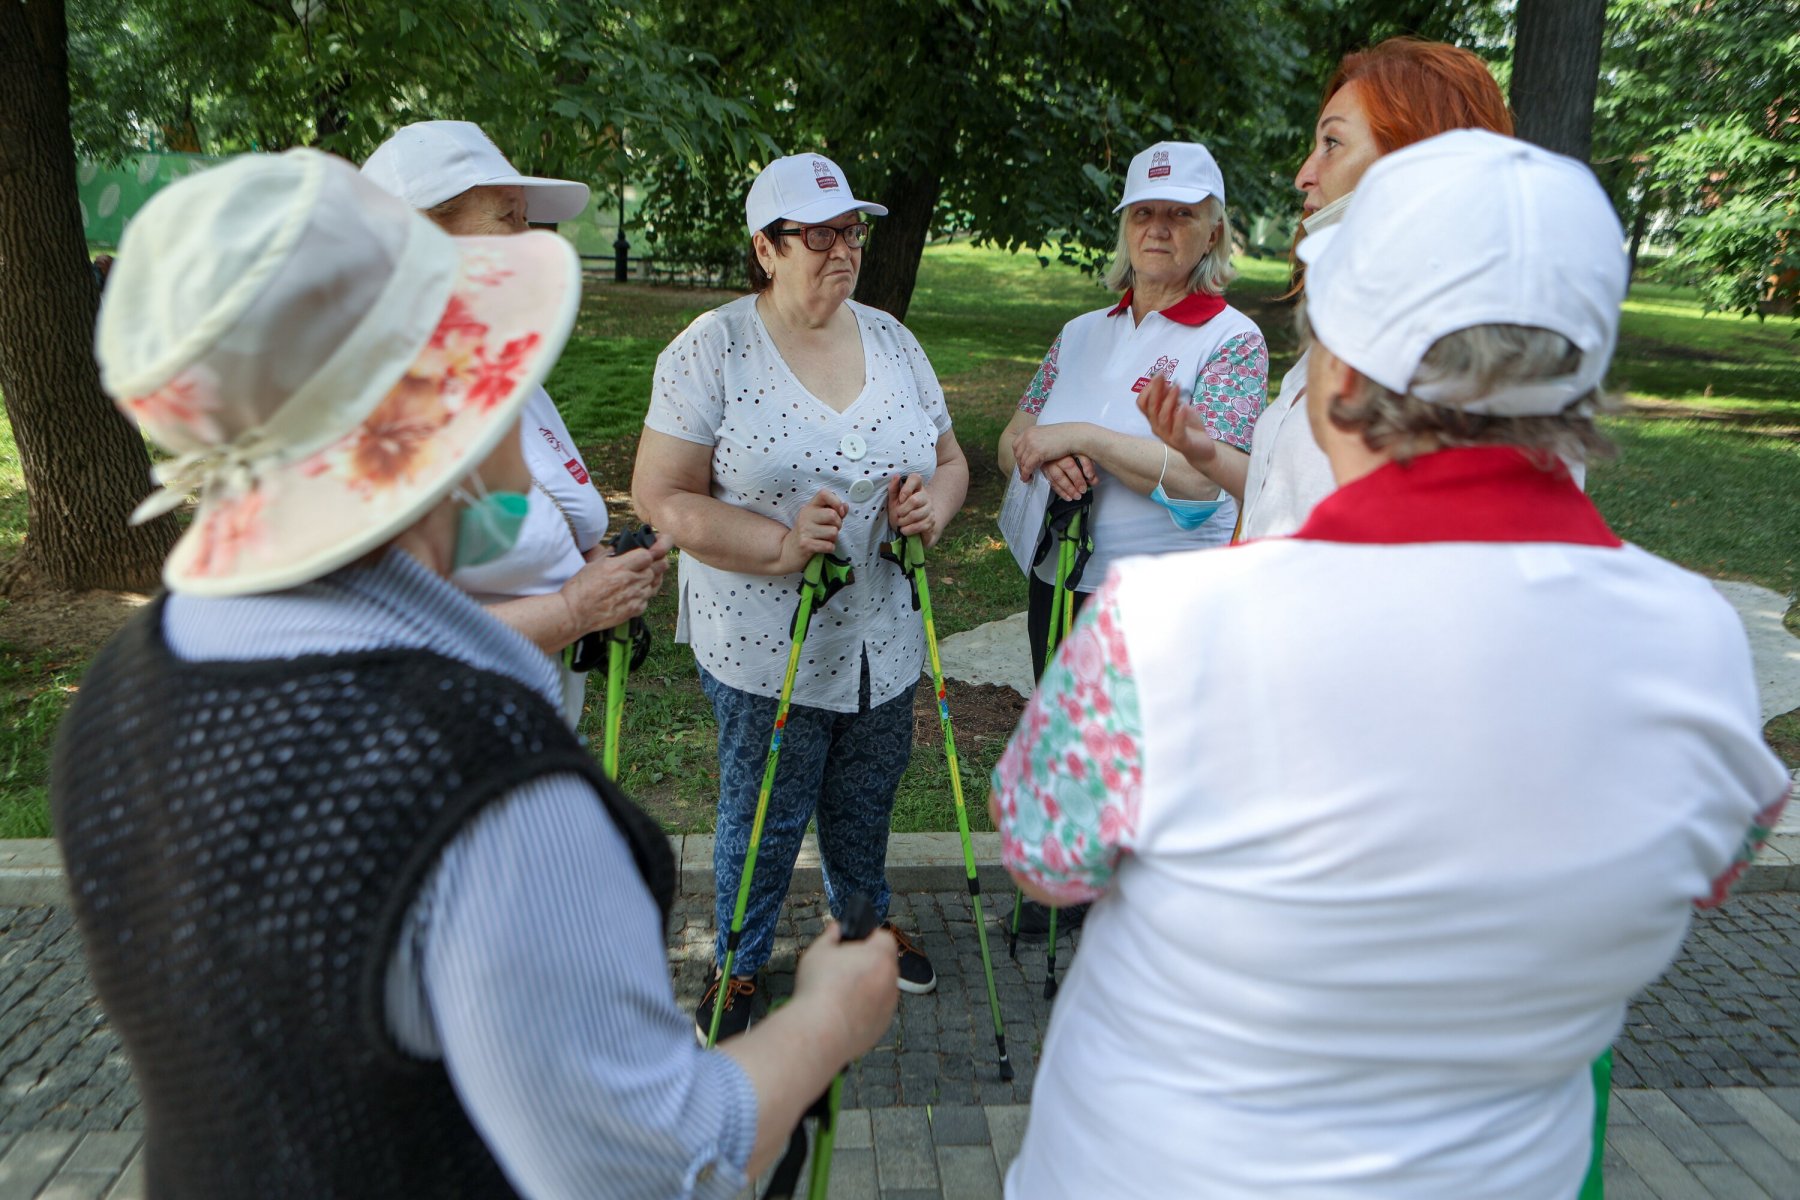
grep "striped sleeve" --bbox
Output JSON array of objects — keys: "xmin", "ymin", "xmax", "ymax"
[{"xmin": 410, "ymin": 776, "xmax": 756, "ymax": 1199}]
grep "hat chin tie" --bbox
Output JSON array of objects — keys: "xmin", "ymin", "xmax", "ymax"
[{"xmin": 130, "ymin": 428, "xmax": 283, "ymax": 525}]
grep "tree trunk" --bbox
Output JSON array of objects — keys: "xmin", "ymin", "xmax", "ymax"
[
  {"xmin": 0, "ymin": 0, "xmax": 178, "ymax": 592},
  {"xmin": 1510, "ymin": 0, "xmax": 1608, "ymax": 163},
  {"xmin": 1628, "ymin": 200, "xmax": 1651, "ymax": 279},
  {"xmin": 853, "ymin": 165, "xmax": 943, "ymax": 321}
]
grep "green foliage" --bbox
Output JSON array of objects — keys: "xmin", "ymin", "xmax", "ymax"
[{"xmin": 1595, "ymin": 0, "xmax": 1800, "ymax": 316}]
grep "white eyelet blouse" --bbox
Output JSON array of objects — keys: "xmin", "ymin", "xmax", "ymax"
[{"xmin": 645, "ymin": 295, "xmax": 952, "ymax": 713}]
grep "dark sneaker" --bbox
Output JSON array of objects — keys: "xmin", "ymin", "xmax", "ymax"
[
  {"xmin": 885, "ymin": 923, "xmax": 937, "ymax": 995},
  {"xmin": 1009, "ymin": 900, "xmax": 1088, "ymax": 943},
  {"xmin": 694, "ymin": 970, "xmax": 756, "ymax": 1046}
]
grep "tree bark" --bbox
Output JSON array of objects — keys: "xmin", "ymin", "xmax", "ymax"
[
  {"xmin": 853, "ymin": 164, "xmax": 943, "ymax": 321},
  {"xmin": 1510, "ymin": 0, "xmax": 1608, "ymax": 163},
  {"xmin": 0, "ymin": 0, "xmax": 178, "ymax": 592}
]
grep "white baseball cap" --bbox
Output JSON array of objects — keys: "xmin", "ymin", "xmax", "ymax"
[
  {"xmin": 97, "ymin": 149, "xmax": 580, "ymax": 596},
  {"xmin": 1112, "ymin": 141, "xmax": 1227, "ymax": 213},
  {"xmin": 1297, "ymin": 129, "xmax": 1629, "ymax": 416},
  {"xmin": 745, "ymin": 153, "xmax": 888, "ymax": 233},
  {"xmin": 361, "ymin": 120, "xmax": 591, "ymax": 223}
]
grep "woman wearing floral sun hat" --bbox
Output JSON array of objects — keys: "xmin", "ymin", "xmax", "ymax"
[
  {"xmin": 633, "ymin": 151, "xmax": 970, "ymax": 1043},
  {"xmin": 990, "ymin": 130, "xmax": 1789, "ymax": 1198},
  {"xmin": 50, "ymin": 149, "xmax": 897, "ymax": 1198},
  {"xmin": 361, "ymin": 120, "xmax": 673, "ymax": 727}
]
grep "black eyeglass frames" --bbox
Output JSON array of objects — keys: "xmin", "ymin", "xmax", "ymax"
[{"xmin": 773, "ymin": 222, "xmax": 870, "ymax": 252}]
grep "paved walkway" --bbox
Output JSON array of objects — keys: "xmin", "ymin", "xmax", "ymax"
[{"xmin": 4, "ymin": 892, "xmax": 1799, "ymax": 1198}]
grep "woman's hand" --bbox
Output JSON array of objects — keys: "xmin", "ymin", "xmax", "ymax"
[
  {"xmin": 1014, "ymin": 423, "xmax": 1096, "ymax": 501},
  {"xmin": 1138, "ymin": 374, "xmax": 1218, "ymax": 471},
  {"xmin": 778, "ymin": 489, "xmax": 848, "ymax": 573},
  {"xmin": 887, "ymin": 474, "xmax": 938, "ymax": 544},
  {"xmin": 559, "ymin": 532, "xmax": 674, "ymax": 634}
]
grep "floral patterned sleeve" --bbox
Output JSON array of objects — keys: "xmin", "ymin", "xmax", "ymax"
[
  {"xmin": 1017, "ymin": 333, "xmax": 1063, "ymax": 416},
  {"xmin": 1191, "ymin": 331, "xmax": 1269, "ymax": 453},
  {"xmin": 1700, "ymin": 786, "xmax": 1791, "ymax": 908},
  {"xmin": 990, "ymin": 573, "xmax": 1143, "ymax": 903}
]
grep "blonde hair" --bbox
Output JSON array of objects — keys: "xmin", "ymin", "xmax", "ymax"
[{"xmin": 1103, "ymin": 196, "xmax": 1237, "ymax": 296}]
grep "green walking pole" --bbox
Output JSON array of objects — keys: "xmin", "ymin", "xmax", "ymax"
[
  {"xmin": 881, "ymin": 532, "xmax": 1014, "ymax": 1081},
  {"xmin": 566, "ymin": 525, "xmax": 657, "ymax": 778},
  {"xmin": 1039, "ymin": 519, "xmax": 1082, "ymax": 1001},
  {"xmin": 706, "ymin": 551, "xmax": 855, "ymax": 1048},
  {"xmin": 1579, "ymin": 1048, "xmax": 1613, "ymax": 1199}
]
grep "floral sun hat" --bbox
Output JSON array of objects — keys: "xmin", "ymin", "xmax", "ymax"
[{"xmin": 96, "ymin": 148, "xmax": 580, "ymax": 596}]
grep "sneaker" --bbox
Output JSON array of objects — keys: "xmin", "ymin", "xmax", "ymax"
[
  {"xmin": 1008, "ymin": 900, "xmax": 1088, "ymax": 943},
  {"xmin": 694, "ymin": 970, "xmax": 756, "ymax": 1046},
  {"xmin": 884, "ymin": 923, "xmax": 937, "ymax": 995}
]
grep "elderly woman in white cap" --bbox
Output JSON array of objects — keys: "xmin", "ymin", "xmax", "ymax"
[
  {"xmin": 52, "ymin": 149, "xmax": 898, "ymax": 1199},
  {"xmin": 632, "ymin": 152, "xmax": 969, "ymax": 1041},
  {"xmin": 996, "ymin": 139, "xmax": 1268, "ymax": 938},
  {"xmin": 363, "ymin": 119, "xmax": 672, "ymax": 725},
  {"xmin": 989, "ymin": 130, "xmax": 1790, "ymax": 1199}
]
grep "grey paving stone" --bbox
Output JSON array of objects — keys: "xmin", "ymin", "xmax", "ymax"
[
  {"xmin": 1689, "ymin": 1162, "xmax": 1774, "ymax": 1200},
  {"xmin": 1720, "ymin": 1087, "xmax": 1800, "ymax": 1160},
  {"xmin": 926, "ymin": 1104, "xmax": 988, "ymax": 1147},
  {"xmin": 57, "ymin": 1135, "xmax": 138, "ymax": 1176},
  {"xmin": 34, "ymin": 1176, "xmax": 108, "ymax": 1200},
  {"xmin": 985, "ymin": 1104, "xmax": 1030, "ymax": 1176},
  {"xmin": 1670, "ymin": 1087, "xmax": 1753, "ymax": 1125},
  {"xmin": 1607, "ymin": 1127, "xmax": 1715, "ymax": 1200},
  {"xmin": 0, "ymin": 1132, "xmax": 77, "ymax": 1200},
  {"xmin": 101, "ymin": 1150, "xmax": 142, "ymax": 1200},
  {"xmin": 823, "ymin": 1146, "xmax": 877, "ymax": 1200},
  {"xmin": 870, "ymin": 1108, "xmax": 937, "ymax": 1192},
  {"xmin": 834, "ymin": 1109, "xmax": 872, "ymax": 1151},
  {"xmin": 1619, "ymin": 1090, "xmax": 1732, "ymax": 1164},
  {"xmin": 934, "ymin": 1145, "xmax": 1003, "ymax": 1200},
  {"xmin": 1703, "ymin": 1123, "xmax": 1797, "ymax": 1197}
]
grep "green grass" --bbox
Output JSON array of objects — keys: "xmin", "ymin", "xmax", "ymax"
[{"xmin": 2, "ymin": 244, "xmax": 1796, "ymax": 837}]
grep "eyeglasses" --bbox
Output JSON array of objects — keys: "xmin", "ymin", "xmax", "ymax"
[{"xmin": 774, "ymin": 222, "xmax": 870, "ymax": 252}]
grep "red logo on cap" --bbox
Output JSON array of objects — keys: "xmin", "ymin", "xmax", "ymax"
[
  {"xmin": 813, "ymin": 161, "xmax": 840, "ymax": 191},
  {"xmin": 565, "ymin": 458, "xmax": 589, "ymax": 485},
  {"xmin": 1147, "ymin": 149, "xmax": 1172, "ymax": 179}
]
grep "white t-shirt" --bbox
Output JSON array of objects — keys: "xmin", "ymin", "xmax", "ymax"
[
  {"xmin": 997, "ymin": 448, "xmax": 1788, "ymax": 1198},
  {"xmin": 1029, "ymin": 298, "xmax": 1265, "ymax": 588},
  {"xmin": 644, "ymin": 295, "xmax": 951, "ymax": 713},
  {"xmin": 458, "ymin": 387, "xmax": 609, "ymax": 723}
]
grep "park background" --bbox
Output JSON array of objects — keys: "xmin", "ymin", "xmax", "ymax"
[{"xmin": 1, "ymin": 0, "xmax": 1796, "ymax": 838}]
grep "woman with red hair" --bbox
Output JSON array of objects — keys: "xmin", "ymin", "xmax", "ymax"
[{"xmin": 1142, "ymin": 38, "xmax": 1515, "ymax": 540}]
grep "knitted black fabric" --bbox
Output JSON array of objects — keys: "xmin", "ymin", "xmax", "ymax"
[{"xmin": 51, "ymin": 597, "xmax": 675, "ymax": 1199}]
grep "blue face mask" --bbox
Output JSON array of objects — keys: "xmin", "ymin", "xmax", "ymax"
[
  {"xmin": 1149, "ymin": 445, "xmax": 1228, "ymax": 532},
  {"xmin": 452, "ymin": 479, "xmax": 531, "ymax": 569}
]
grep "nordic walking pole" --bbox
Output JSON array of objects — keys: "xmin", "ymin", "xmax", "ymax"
[
  {"xmin": 882, "ymin": 532, "xmax": 1013, "ymax": 1081},
  {"xmin": 794, "ymin": 893, "xmax": 881, "ymax": 1200},
  {"xmin": 706, "ymin": 551, "xmax": 855, "ymax": 1048},
  {"xmin": 601, "ymin": 627, "xmax": 629, "ymax": 777},
  {"xmin": 566, "ymin": 525, "xmax": 658, "ymax": 778},
  {"xmin": 1041, "ymin": 521, "xmax": 1080, "ymax": 1001}
]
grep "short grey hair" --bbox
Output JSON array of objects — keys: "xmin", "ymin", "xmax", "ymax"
[
  {"xmin": 1298, "ymin": 301, "xmax": 1616, "ymax": 465},
  {"xmin": 1103, "ymin": 196, "xmax": 1237, "ymax": 297}
]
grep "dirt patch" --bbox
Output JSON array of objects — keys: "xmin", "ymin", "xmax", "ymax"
[
  {"xmin": 912, "ymin": 678, "xmax": 1026, "ymax": 754},
  {"xmin": 0, "ymin": 588, "xmax": 148, "ymax": 656}
]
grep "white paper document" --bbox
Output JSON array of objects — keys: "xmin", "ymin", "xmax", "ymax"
[{"xmin": 997, "ymin": 470, "xmax": 1051, "ymax": 577}]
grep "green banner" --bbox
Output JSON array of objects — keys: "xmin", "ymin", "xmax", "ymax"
[{"xmin": 78, "ymin": 154, "xmax": 221, "ymax": 249}]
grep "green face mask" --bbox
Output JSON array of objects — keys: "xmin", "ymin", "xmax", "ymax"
[{"xmin": 452, "ymin": 485, "xmax": 531, "ymax": 569}]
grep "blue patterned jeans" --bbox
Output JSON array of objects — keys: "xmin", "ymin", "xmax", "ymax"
[{"xmin": 701, "ymin": 659, "xmax": 916, "ymax": 975}]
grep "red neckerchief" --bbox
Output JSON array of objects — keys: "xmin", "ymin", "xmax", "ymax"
[
  {"xmin": 1106, "ymin": 289, "xmax": 1229, "ymax": 326},
  {"xmin": 1290, "ymin": 446, "xmax": 1622, "ymax": 547}
]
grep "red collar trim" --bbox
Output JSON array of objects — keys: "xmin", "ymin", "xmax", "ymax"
[
  {"xmin": 1106, "ymin": 290, "xmax": 1229, "ymax": 327},
  {"xmin": 1291, "ymin": 447, "xmax": 1622, "ymax": 547}
]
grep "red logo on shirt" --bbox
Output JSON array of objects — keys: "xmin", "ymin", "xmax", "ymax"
[
  {"xmin": 1131, "ymin": 355, "xmax": 1179, "ymax": 393},
  {"xmin": 813, "ymin": 161, "xmax": 840, "ymax": 191},
  {"xmin": 1147, "ymin": 149, "xmax": 1172, "ymax": 179},
  {"xmin": 565, "ymin": 458, "xmax": 589, "ymax": 485}
]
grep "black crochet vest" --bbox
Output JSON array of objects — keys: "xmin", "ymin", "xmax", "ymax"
[{"xmin": 51, "ymin": 598, "xmax": 675, "ymax": 1200}]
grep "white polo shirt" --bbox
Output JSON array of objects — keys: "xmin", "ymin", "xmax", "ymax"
[
  {"xmin": 1022, "ymin": 293, "xmax": 1266, "ymax": 587},
  {"xmin": 645, "ymin": 295, "xmax": 951, "ymax": 713},
  {"xmin": 993, "ymin": 447, "xmax": 1789, "ymax": 1199}
]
